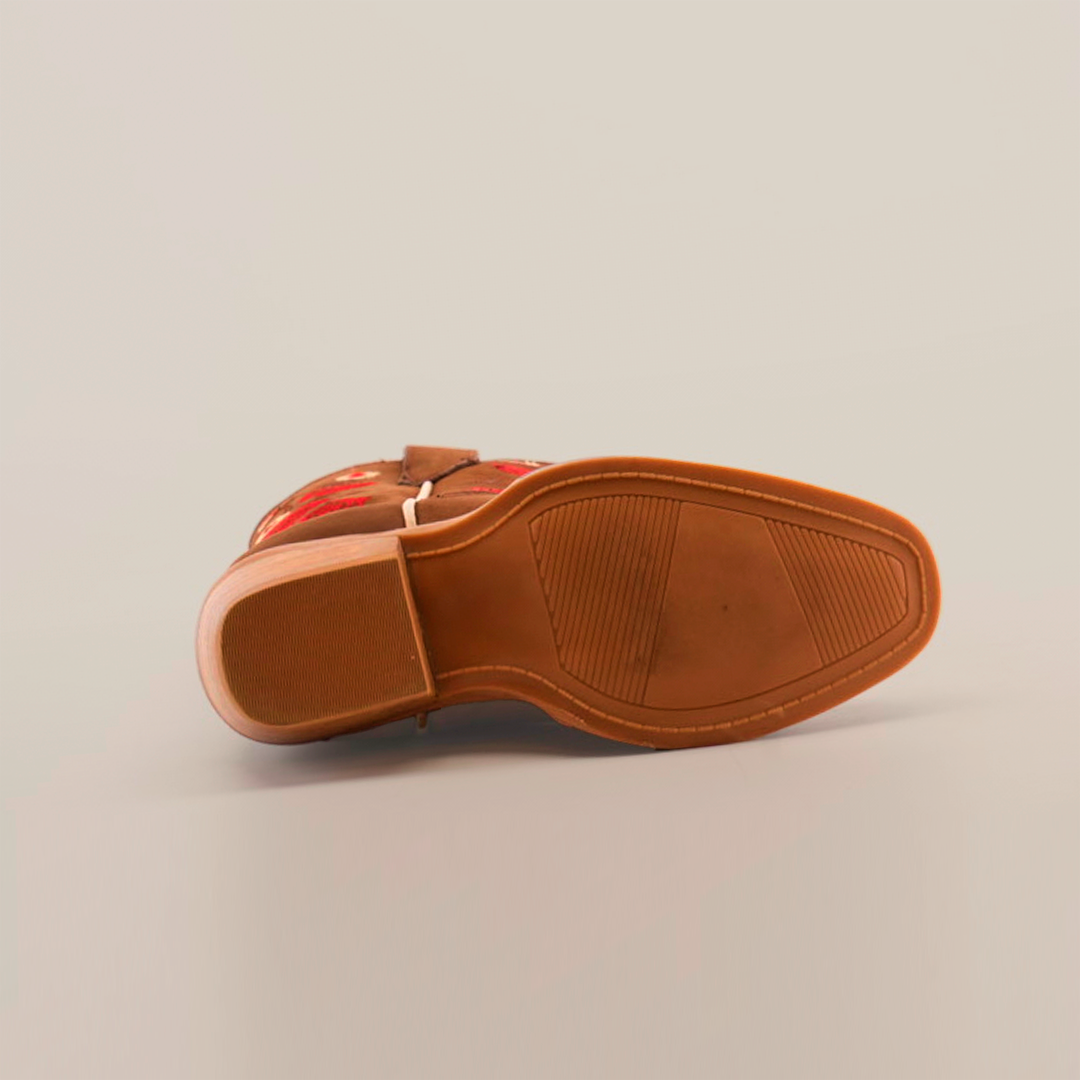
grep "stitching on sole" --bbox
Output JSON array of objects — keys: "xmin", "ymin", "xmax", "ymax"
[{"xmin": 413, "ymin": 469, "xmax": 930, "ymax": 736}]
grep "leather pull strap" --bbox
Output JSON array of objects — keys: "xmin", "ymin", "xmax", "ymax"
[{"xmin": 399, "ymin": 445, "xmax": 479, "ymax": 486}]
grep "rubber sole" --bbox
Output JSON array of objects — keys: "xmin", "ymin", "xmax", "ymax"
[{"xmin": 197, "ymin": 457, "xmax": 940, "ymax": 749}]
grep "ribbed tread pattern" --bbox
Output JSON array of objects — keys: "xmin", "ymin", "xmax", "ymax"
[
  {"xmin": 530, "ymin": 495, "xmax": 680, "ymax": 704},
  {"xmin": 221, "ymin": 561, "xmax": 428, "ymax": 725},
  {"xmin": 766, "ymin": 520, "xmax": 907, "ymax": 665}
]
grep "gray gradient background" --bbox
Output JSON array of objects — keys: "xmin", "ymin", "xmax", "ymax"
[{"xmin": 2, "ymin": 3, "xmax": 1078, "ymax": 1078}]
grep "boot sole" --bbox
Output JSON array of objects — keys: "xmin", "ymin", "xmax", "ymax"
[{"xmin": 197, "ymin": 457, "xmax": 940, "ymax": 748}]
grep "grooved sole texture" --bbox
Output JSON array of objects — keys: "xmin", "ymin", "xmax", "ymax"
[
  {"xmin": 766, "ymin": 519, "xmax": 908, "ymax": 664},
  {"xmin": 530, "ymin": 495, "xmax": 681, "ymax": 704},
  {"xmin": 221, "ymin": 562, "xmax": 428, "ymax": 725}
]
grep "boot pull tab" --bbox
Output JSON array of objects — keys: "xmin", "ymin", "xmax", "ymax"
[{"xmin": 399, "ymin": 446, "xmax": 479, "ymax": 486}]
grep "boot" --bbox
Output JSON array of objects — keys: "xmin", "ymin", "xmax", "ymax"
[{"xmin": 197, "ymin": 446, "xmax": 939, "ymax": 749}]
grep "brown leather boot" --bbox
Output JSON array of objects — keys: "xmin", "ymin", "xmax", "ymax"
[{"xmin": 197, "ymin": 447, "xmax": 939, "ymax": 749}]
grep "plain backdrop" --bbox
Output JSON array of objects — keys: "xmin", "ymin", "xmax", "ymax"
[{"xmin": 1, "ymin": 3, "xmax": 1078, "ymax": 1078}]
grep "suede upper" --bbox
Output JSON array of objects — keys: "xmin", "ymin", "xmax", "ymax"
[{"xmin": 246, "ymin": 446, "xmax": 548, "ymax": 556}]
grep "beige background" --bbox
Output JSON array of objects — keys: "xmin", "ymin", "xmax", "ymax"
[{"xmin": 1, "ymin": 3, "xmax": 1078, "ymax": 1078}]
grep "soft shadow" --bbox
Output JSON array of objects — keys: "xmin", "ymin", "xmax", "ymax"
[
  {"xmin": 195, "ymin": 693, "xmax": 974, "ymax": 795},
  {"xmin": 765, "ymin": 691, "xmax": 972, "ymax": 740},
  {"xmin": 233, "ymin": 700, "xmax": 652, "ymax": 790}
]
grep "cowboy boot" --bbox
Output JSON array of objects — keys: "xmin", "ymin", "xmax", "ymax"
[{"xmin": 197, "ymin": 447, "xmax": 939, "ymax": 749}]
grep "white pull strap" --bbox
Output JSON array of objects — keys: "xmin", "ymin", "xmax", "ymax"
[{"xmin": 401, "ymin": 480, "xmax": 433, "ymax": 528}]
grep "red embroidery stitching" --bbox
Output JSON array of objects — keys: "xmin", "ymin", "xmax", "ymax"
[
  {"xmin": 254, "ymin": 469, "xmax": 380, "ymax": 544},
  {"xmin": 296, "ymin": 480, "xmax": 375, "ymax": 505},
  {"xmin": 262, "ymin": 495, "xmax": 371, "ymax": 540}
]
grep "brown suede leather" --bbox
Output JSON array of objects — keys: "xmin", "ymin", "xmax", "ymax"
[{"xmin": 244, "ymin": 447, "xmax": 547, "ymax": 557}]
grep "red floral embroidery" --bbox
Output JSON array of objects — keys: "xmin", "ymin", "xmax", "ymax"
[
  {"xmin": 261, "ymin": 495, "xmax": 371, "ymax": 541},
  {"xmin": 296, "ymin": 481, "xmax": 374, "ymax": 505},
  {"xmin": 253, "ymin": 469, "xmax": 379, "ymax": 545}
]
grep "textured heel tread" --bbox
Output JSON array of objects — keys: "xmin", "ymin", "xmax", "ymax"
[
  {"xmin": 221, "ymin": 562, "xmax": 429, "ymax": 726},
  {"xmin": 199, "ymin": 535, "xmax": 435, "ymax": 741}
]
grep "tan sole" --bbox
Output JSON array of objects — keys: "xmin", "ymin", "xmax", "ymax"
[{"xmin": 197, "ymin": 457, "xmax": 940, "ymax": 749}]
